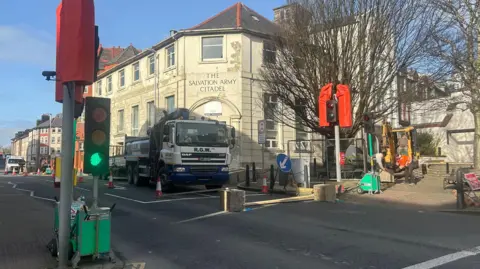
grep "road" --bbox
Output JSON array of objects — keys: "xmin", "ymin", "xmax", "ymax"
[{"xmin": 1, "ymin": 174, "xmax": 480, "ymax": 269}]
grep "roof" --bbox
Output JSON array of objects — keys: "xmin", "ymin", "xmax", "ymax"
[
  {"xmin": 105, "ymin": 45, "xmax": 141, "ymax": 66},
  {"xmin": 189, "ymin": 2, "xmax": 279, "ymax": 34},
  {"xmin": 37, "ymin": 116, "xmax": 62, "ymax": 128},
  {"xmin": 98, "ymin": 46, "xmax": 124, "ymax": 70},
  {"xmin": 98, "ymin": 2, "xmax": 278, "ymax": 79}
]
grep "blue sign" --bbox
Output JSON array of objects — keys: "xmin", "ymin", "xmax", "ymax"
[{"xmin": 276, "ymin": 154, "xmax": 292, "ymax": 173}]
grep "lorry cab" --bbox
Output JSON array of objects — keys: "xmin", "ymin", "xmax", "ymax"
[{"xmin": 160, "ymin": 119, "xmax": 235, "ymax": 187}]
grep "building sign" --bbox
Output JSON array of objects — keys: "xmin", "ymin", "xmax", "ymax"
[
  {"xmin": 204, "ymin": 101, "xmax": 223, "ymax": 116},
  {"xmin": 258, "ymin": 120, "xmax": 266, "ymax": 144},
  {"xmin": 188, "ymin": 72, "xmax": 237, "ymax": 95}
]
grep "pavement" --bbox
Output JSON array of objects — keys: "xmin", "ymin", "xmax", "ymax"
[{"xmin": 1, "ymin": 174, "xmax": 480, "ymax": 268}]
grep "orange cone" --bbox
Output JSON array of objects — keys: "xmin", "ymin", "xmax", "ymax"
[
  {"xmin": 155, "ymin": 176, "xmax": 163, "ymax": 198},
  {"xmin": 12, "ymin": 169, "xmax": 16, "ymax": 176},
  {"xmin": 37, "ymin": 168, "xmax": 40, "ymax": 175},
  {"xmin": 261, "ymin": 175, "xmax": 268, "ymax": 193},
  {"xmin": 23, "ymin": 168, "xmax": 28, "ymax": 176},
  {"xmin": 107, "ymin": 171, "xmax": 114, "ymax": 189},
  {"xmin": 4, "ymin": 167, "xmax": 7, "ymax": 175}
]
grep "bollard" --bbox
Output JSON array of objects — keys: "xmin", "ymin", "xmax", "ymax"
[
  {"xmin": 313, "ymin": 158, "xmax": 317, "ymax": 180},
  {"xmin": 437, "ymin": 147, "xmax": 442, "ymax": 157},
  {"xmin": 456, "ymin": 168, "xmax": 466, "ymax": 209},
  {"xmin": 245, "ymin": 164, "xmax": 250, "ymax": 187},
  {"xmin": 269, "ymin": 165, "xmax": 275, "ymax": 191},
  {"xmin": 446, "ymin": 162, "xmax": 450, "ymax": 174},
  {"xmin": 304, "ymin": 165, "xmax": 309, "ymax": 188},
  {"xmin": 252, "ymin": 162, "xmax": 256, "ymax": 182}
]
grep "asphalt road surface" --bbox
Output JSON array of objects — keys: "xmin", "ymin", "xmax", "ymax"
[{"xmin": 1, "ymin": 174, "xmax": 480, "ymax": 269}]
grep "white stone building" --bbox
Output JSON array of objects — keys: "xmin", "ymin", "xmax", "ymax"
[{"xmin": 93, "ymin": 3, "xmax": 308, "ymax": 168}]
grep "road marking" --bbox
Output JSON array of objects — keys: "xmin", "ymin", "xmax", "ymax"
[
  {"xmin": 126, "ymin": 262, "xmax": 146, "ymax": 269},
  {"xmin": 105, "ymin": 193, "xmax": 217, "ymax": 204},
  {"xmin": 75, "ymin": 187, "xmax": 91, "ymax": 192},
  {"xmin": 105, "ymin": 193, "xmax": 147, "ymax": 203},
  {"xmin": 161, "ymin": 188, "xmax": 222, "ymax": 197},
  {"xmin": 402, "ymin": 246, "xmax": 480, "ymax": 269},
  {"xmin": 7, "ymin": 181, "xmax": 56, "ymax": 202},
  {"xmin": 196, "ymin": 193, "xmax": 217, "ymax": 198},
  {"xmin": 173, "ymin": 211, "xmax": 228, "ymax": 224},
  {"xmin": 246, "ymin": 193, "xmax": 268, "ymax": 197},
  {"xmin": 144, "ymin": 196, "xmax": 216, "ymax": 204}
]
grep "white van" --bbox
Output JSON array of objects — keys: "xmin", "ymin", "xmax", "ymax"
[{"xmin": 5, "ymin": 156, "xmax": 25, "ymax": 173}]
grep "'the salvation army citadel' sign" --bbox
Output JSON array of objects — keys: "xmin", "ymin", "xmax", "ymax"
[{"xmin": 188, "ymin": 72, "xmax": 237, "ymax": 94}]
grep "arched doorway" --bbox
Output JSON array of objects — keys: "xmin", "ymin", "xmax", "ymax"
[{"xmin": 189, "ymin": 97, "xmax": 242, "ymax": 168}]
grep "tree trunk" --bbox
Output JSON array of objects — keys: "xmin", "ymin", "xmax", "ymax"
[{"xmin": 473, "ymin": 111, "xmax": 480, "ymax": 169}]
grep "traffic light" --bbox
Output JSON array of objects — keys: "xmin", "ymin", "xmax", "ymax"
[
  {"xmin": 326, "ymin": 100, "xmax": 338, "ymax": 123},
  {"xmin": 363, "ymin": 112, "xmax": 375, "ymax": 134},
  {"xmin": 84, "ymin": 97, "xmax": 110, "ymax": 176}
]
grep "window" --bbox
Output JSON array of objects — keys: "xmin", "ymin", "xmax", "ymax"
[
  {"xmin": 148, "ymin": 55, "xmax": 155, "ymax": 75},
  {"xmin": 263, "ymin": 41, "xmax": 277, "ymax": 64},
  {"xmin": 118, "ymin": 109, "xmax": 124, "ymax": 132},
  {"xmin": 131, "ymin": 105, "xmax": 139, "ymax": 136},
  {"xmin": 58, "ymin": 128, "xmax": 61, "ymax": 133},
  {"xmin": 294, "ymin": 98, "xmax": 310, "ymax": 152},
  {"xmin": 79, "ymin": 142, "xmax": 84, "ymax": 151},
  {"xmin": 147, "ymin": 101, "xmax": 155, "ymax": 127},
  {"xmin": 264, "ymin": 94, "xmax": 278, "ymax": 148},
  {"xmin": 97, "ymin": 81, "xmax": 102, "ymax": 96},
  {"xmin": 52, "ymin": 128, "xmax": 56, "ymax": 133},
  {"xmin": 165, "ymin": 95, "xmax": 175, "ymax": 113},
  {"xmin": 202, "ymin": 36, "xmax": 223, "ymax": 60},
  {"xmin": 51, "ymin": 137, "xmax": 55, "ymax": 144},
  {"xmin": 83, "ymin": 86, "xmax": 88, "ymax": 93},
  {"xmin": 119, "ymin": 69, "xmax": 125, "ymax": 87},
  {"xmin": 133, "ymin": 62, "xmax": 140, "ymax": 81},
  {"xmin": 107, "ymin": 75, "xmax": 112, "ymax": 93},
  {"xmin": 166, "ymin": 45, "xmax": 175, "ymax": 67}
]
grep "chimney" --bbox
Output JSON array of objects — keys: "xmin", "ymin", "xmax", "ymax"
[{"xmin": 170, "ymin": 30, "xmax": 177, "ymax": 37}]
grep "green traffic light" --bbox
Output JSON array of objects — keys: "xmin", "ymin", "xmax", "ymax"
[{"xmin": 90, "ymin": 152, "xmax": 103, "ymax": 166}]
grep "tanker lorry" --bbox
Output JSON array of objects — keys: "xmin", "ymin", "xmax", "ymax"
[{"xmin": 123, "ymin": 108, "xmax": 235, "ymax": 189}]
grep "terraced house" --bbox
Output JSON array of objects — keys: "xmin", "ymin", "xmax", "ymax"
[{"xmin": 93, "ymin": 3, "xmax": 306, "ymax": 168}]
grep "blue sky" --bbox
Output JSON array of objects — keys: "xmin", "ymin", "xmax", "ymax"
[{"xmin": 0, "ymin": 0, "xmax": 285, "ymax": 146}]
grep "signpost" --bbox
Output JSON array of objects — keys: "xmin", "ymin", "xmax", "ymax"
[
  {"xmin": 258, "ymin": 120, "xmax": 265, "ymax": 171},
  {"xmin": 276, "ymin": 153, "xmax": 292, "ymax": 173}
]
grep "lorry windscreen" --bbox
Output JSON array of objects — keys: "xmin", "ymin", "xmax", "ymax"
[
  {"xmin": 176, "ymin": 122, "xmax": 228, "ymax": 147},
  {"xmin": 8, "ymin": 159, "xmax": 24, "ymax": 164}
]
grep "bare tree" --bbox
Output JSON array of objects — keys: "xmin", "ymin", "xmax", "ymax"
[
  {"xmin": 427, "ymin": 0, "xmax": 480, "ymax": 168},
  {"xmin": 260, "ymin": 0, "xmax": 443, "ymax": 138}
]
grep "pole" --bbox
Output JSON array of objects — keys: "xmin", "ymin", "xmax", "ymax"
[
  {"xmin": 48, "ymin": 114, "xmax": 52, "ymax": 164},
  {"xmin": 92, "ymin": 175, "xmax": 99, "ymax": 209},
  {"xmin": 334, "ymin": 125, "xmax": 341, "ymax": 182},
  {"xmin": 58, "ymin": 82, "xmax": 75, "ymax": 269}
]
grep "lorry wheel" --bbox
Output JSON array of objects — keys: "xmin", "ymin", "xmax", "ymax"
[
  {"xmin": 127, "ymin": 166, "xmax": 134, "ymax": 185},
  {"xmin": 205, "ymin": 185, "xmax": 222, "ymax": 190},
  {"xmin": 133, "ymin": 165, "xmax": 142, "ymax": 186}
]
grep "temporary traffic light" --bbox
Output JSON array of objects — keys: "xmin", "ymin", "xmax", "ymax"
[
  {"xmin": 363, "ymin": 112, "xmax": 375, "ymax": 134},
  {"xmin": 84, "ymin": 97, "xmax": 110, "ymax": 176},
  {"xmin": 326, "ymin": 100, "xmax": 338, "ymax": 123}
]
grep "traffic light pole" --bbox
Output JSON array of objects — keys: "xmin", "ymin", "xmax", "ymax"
[
  {"xmin": 58, "ymin": 81, "xmax": 75, "ymax": 269},
  {"xmin": 334, "ymin": 124, "xmax": 341, "ymax": 182}
]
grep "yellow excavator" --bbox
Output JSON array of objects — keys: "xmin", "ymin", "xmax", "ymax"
[{"xmin": 377, "ymin": 120, "xmax": 421, "ymax": 183}]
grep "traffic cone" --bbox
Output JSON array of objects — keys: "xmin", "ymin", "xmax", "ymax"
[
  {"xmin": 155, "ymin": 176, "xmax": 163, "ymax": 198},
  {"xmin": 107, "ymin": 171, "xmax": 114, "ymax": 189},
  {"xmin": 23, "ymin": 168, "xmax": 28, "ymax": 176},
  {"xmin": 37, "ymin": 168, "xmax": 40, "ymax": 175},
  {"xmin": 77, "ymin": 170, "xmax": 83, "ymax": 183},
  {"xmin": 261, "ymin": 175, "xmax": 268, "ymax": 193},
  {"xmin": 4, "ymin": 167, "xmax": 7, "ymax": 175},
  {"xmin": 12, "ymin": 169, "xmax": 16, "ymax": 176}
]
